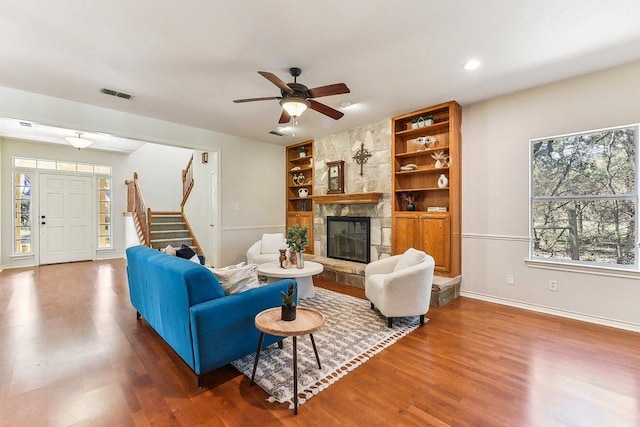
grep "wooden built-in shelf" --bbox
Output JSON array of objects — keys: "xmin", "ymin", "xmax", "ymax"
[
  {"xmin": 395, "ymin": 121, "xmax": 450, "ymax": 136},
  {"xmin": 312, "ymin": 192, "xmax": 383, "ymax": 205}
]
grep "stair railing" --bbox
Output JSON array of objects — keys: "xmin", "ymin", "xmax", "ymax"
[
  {"xmin": 181, "ymin": 155, "xmax": 194, "ymax": 209},
  {"xmin": 125, "ymin": 172, "xmax": 151, "ymax": 246}
]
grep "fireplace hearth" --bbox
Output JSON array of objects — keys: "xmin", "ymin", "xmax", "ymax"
[{"xmin": 327, "ymin": 216, "xmax": 370, "ymax": 263}]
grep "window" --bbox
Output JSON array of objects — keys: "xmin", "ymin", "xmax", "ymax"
[
  {"xmin": 98, "ymin": 177, "xmax": 112, "ymax": 248},
  {"xmin": 530, "ymin": 125, "xmax": 637, "ymax": 268},
  {"xmin": 13, "ymin": 172, "xmax": 32, "ymax": 254}
]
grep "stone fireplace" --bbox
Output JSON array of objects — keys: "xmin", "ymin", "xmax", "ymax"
[
  {"xmin": 312, "ymin": 120, "xmax": 393, "ymax": 262},
  {"xmin": 327, "ymin": 216, "xmax": 371, "ymax": 263}
]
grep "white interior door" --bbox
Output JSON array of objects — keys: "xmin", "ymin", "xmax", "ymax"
[{"xmin": 39, "ymin": 173, "xmax": 93, "ymax": 264}]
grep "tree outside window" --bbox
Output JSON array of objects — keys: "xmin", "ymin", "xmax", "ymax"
[
  {"xmin": 530, "ymin": 125, "xmax": 637, "ymax": 267},
  {"xmin": 98, "ymin": 177, "xmax": 112, "ymax": 248},
  {"xmin": 13, "ymin": 172, "xmax": 32, "ymax": 254}
]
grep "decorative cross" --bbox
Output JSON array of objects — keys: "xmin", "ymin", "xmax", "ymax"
[{"xmin": 352, "ymin": 142, "xmax": 372, "ymax": 177}]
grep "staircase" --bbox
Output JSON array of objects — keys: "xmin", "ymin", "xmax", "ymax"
[
  {"xmin": 125, "ymin": 156, "xmax": 203, "ymax": 256},
  {"xmin": 149, "ymin": 212, "xmax": 196, "ymax": 251}
]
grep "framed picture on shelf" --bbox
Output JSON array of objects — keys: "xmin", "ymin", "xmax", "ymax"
[{"xmin": 326, "ymin": 160, "xmax": 345, "ymax": 194}]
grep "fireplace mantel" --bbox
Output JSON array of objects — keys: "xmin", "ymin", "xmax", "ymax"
[{"xmin": 312, "ymin": 192, "xmax": 383, "ymax": 205}]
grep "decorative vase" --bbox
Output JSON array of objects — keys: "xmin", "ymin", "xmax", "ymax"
[
  {"xmin": 438, "ymin": 174, "xmax": 449, "ymax": 188},
  {"xmin": 407, "ymin": 202, "xmax": 416, "ymax": 211},
  {"xmin": 298, "ymin": 188, "xmax": 309, "ymax": 198},
  {"xmin": 281, "ymin": 304, "xmax": 296, "ymax": 321},
  {"xmin": 289, "ymin": 251, "xmax": 297, "ymax": 266},
  {"xmin": 435, "ymin": 159, "xmax": 443, "ymax": 168},
  {"xmin": 296, "ymin": 251, "xmax": 305, "ymax": 269},
  {"xmin": 278, "ymin": 249, "xmax": 287, "ymax": 268}
]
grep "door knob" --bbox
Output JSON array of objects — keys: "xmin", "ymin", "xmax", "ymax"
[
  {"xmin": 41, "ymin": 221, "xmax": 46, "ymax": 225},
  {"xmin": 41, "ymin": 215, "xmax": 46, "ymax": 219}
]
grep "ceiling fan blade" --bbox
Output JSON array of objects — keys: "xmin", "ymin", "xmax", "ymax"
[
  {"xmin": 307, "ymin": 83, "xmax": 350, "ymax": 98},
  {"xmin": 233, "ymin": 96, "xmax": 280, "ymax": 103},
  {"xmin": 258, "ymin": 71, "xmax": 294, "ymax": 94},
  {"xmin": 309, "ymin": 100, "xmax": 344, "ymax": 120},
  {"xmin": 278, "ymin": 110, "xmax": 291, "ymax": 124}
]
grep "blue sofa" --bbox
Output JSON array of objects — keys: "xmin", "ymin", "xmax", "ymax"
[{"xmin": 125, "ymin": 245, "xmax": 296, "ymax": 386}]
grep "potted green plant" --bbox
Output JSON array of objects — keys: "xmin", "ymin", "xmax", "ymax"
[
  {"xmin": 423, "ymin": 115, "xmax": 434, "ymax": 126},
  {"xmin": 280, "ymin": 283, "xmax": 297, "ymax": 321},
  {"xmin": 286, "ymin": 223, "xmax": 308, "ymax": 269},
  {"xmin": 299, "ymin": 145, "xmax": 307, "ymax": 158}
]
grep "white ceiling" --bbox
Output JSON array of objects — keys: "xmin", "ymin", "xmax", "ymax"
[{"xmin": 1, "ymin": 0, "xmax": 640, "ymax": 149}]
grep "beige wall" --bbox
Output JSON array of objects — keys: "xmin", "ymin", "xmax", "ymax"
[{"xmin": 461, "ymin": 60, "xmax": 640, "ymax": 331}]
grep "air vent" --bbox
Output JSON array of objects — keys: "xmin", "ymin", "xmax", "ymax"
[
  {"xmin": 269, "ymin": 130, "xmax": 285, "ymax": 136},
  {"xmin": 100, "ymin": 88, "xmax": 133, "ymax": 100},
  {"xmin": 18, "ymin": 121, "xmax": 32, "ymax": 127}
]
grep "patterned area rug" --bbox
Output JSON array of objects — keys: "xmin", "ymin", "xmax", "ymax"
[{"xmin": 231, "ymin": 287, "xmax": 421, "ymax": 409}]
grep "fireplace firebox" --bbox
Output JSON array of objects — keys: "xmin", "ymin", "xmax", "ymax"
[{"xmin": 327, "ymin": 216, "xmax": 370, "ymax": 263}]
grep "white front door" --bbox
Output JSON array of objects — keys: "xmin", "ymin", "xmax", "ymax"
[{"xmin": 39, "ymin": 173, "xmax": 93, "ymax": 264}]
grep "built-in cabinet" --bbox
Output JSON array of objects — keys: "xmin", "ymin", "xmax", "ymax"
[
  {"xmin": 286, "ymin": 140, "xmax": 314, "ymax": 253},
  {"xmin": 391, "ymin": 101, "xmax": 461, "ymax": 277}
]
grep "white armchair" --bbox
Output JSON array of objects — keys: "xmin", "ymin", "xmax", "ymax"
[
  {"xmin": 246, "ymin": 233, "xmax": 286, "ymax": 265},
  {"xmin": 365, "ymin": 248, "xmax": 435, "ymax": 327}
]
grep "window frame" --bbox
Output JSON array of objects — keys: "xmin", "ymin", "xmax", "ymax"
[
  {"xmin": 12, "ymin": 171, "xmax": 33, "ymax": 256},
  {"xmin": 528, "ymin": 124, "xmax": 639, "ymax": 271},
  {"xmin": 97, "ymin": 176, "xmax": 113, "ymax": 250}
]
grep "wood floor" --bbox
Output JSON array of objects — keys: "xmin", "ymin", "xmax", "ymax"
[{"xmin": 1, "ymin": 260, "xmax": 640, "ymax": 426}]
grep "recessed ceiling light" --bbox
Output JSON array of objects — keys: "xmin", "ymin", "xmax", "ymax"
[{"xmin": 462, "ymin": 59, "xmax": 482, "ymax": 71}]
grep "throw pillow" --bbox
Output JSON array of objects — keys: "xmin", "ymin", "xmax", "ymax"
[
  {"xmin": 261, "ymin": 233, "xmax": 284, "ymax": 254},
  {"xmin": 161, "ymin": 244, "xmax": 176, "ymax": 256},
  {"xmin": 393, "ymin": 247, "xmax": 427, "ymax": 272},
  {"xmin": 208, "ymin": 263, "xmax": 260, "ymax": 295},
  {"xmin": 176, "ymin": 244, "xmax": 196, "ymax": 260}
]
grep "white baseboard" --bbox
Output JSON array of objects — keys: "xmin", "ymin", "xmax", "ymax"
[{"xmin": 460, "ymin": 290, "xmax": 640, "ymax": 333}]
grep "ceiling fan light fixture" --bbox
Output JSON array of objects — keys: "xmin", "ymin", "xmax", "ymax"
[
  {"xmin": 280, "ymin": 97, "xmax": 310, "ymax": 117},
  {"xmin": 65, "ymin": 132, "xmax": 93, "ymax": 149}
]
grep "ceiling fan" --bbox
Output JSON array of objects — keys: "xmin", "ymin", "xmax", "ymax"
[{"xmin": 233, "ymin": 67, "xmax": 351, "ymax": 124}]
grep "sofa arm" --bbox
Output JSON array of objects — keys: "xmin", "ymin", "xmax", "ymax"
[
  {"xmin": 189, "ymin": 279, "xmax": 296, "ymax": 375},
  {"xmin": 365, "ymin": 255, "xmax": 401, "ymax": 279}
]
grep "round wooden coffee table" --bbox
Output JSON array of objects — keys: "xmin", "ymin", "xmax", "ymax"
[
  {"xmin": 251, "ymin": 306, "xmax": 325, "ymax": 415},
  {"xmin": 257, "ymin": 261, "xmax": 323, "ymax": 299}
]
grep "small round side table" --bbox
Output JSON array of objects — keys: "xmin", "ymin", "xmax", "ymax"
[{"xmin": 251, "ymin": 306, "xmax": 325, "ymax": 415}]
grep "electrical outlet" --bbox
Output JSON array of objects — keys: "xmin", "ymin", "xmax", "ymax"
[
  {"xmin": 549, "ymin": 280, "xmax": 558, "ymax": 292},
  {"xmin": 507, "ymin": 274, "xmax": 515, "ymax": 285}
]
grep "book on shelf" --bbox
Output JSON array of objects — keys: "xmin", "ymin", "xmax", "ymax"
[{"xmin": 427, "ymin": 206, "xmax": 448, "ymax": 212}]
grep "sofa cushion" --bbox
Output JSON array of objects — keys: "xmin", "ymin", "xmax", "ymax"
[
  {"xmin": 176, "ymin": 244, "xmax": 196, "ymax": 260},
  {"xmin": 209, "ymin": 263, "xmax": 261, "ymax": 295},
  {"xmin": 393, "ymin": 248, "xmax": 427, "ymax": 272},
  {"xmin": 261, "ymin": 233, "xmax": 284, "ymax": 254}
]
